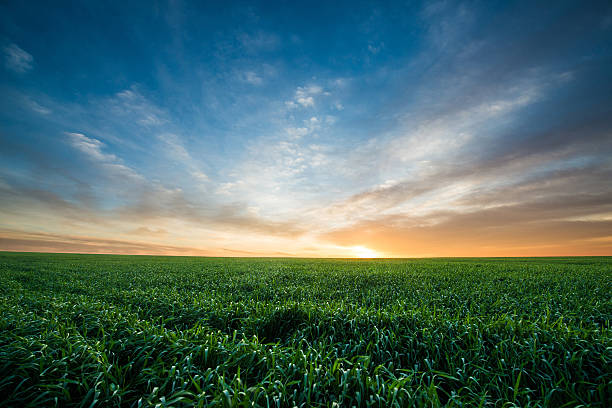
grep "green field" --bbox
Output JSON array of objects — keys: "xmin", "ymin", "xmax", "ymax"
[{"xmin": 0, "ymin": 253, "xmax": 610, "ymax": 407}]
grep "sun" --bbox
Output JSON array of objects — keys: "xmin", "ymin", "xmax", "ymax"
[{"xmin": 351, "ymin": 246, "xmax": 380, "ymax": 258}]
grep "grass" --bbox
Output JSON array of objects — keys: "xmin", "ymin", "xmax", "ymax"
[{"xmin": 0, "ymin": 252, "xmax": 610, "ymax": 407}]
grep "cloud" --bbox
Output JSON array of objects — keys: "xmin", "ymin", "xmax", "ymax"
[
  {"xmin": 240, "ymin": 71, "xmax": 263, "ymax": 85},
  {"xmin": 107, "ymin": 182, "xmax": 305, "ymax": 237},
  {"xmin": 191, "ymin": 171, "xmax": 209, "ymax": 182},
  {"xmin": 296, "ymin": 85, "xmax": 323, "ymax": 98},
  {"xmin": 319, "ymin": 165, "xmax": 612, "ymax": 256},
  {"xmin": 24, "ymin": 96, "xmax": 51, "ymax": 115},
  {"xmin": 110, "ymin": 87, "xmax": 166, "ymax": 126},
  {"xmin": 5, "ymin": 133, "xmax": 299, "ymax": 238},
  {"xmin": 0, "ymin": 229, "xmax": 209, "ymax": 256},
  {"xmin": 312, "ymin": 142, "xmax": 612, "ymax": 246},
  {"xmin": 66, "ymin": 132, "xmax": 143, "ymax": 182},
  {"xmin": 296, "ymin": 96, "xmax": 314, "ymax": 107},
  {"xmin": 238, "ymin": 31, "xmax": 280, "ymax": 52},
  {"xmin": 157, "ymin": 133, "xmax": 190, "ymax": 162},
  {"xmin": 3, "ymin": 43, "xmax": 33, "ymax": 73},
  {"xmin": 322, "ymin": 214, "xmax": 612, "ymax": 257},
  {"xmin": 157, "ymin": 133, "xmax": 209, "ymax": 183},
  {"xmin": 286, "ymin": 85, "xmax": 325, "ymax": 108},
  {"xmin": 0, "ymin": 157, "xmax": 306, "ymax": 252},
  {"xmin": 131, "ymin": 226, "xmax": 168, "ymax": 236},
  {"xmin": 367, "ymin": 42, "xmax": 383, "ymax": 54},
  {"xmin": 332, "ymin": 78, "xmax": 349, "ymax": 88},
  {"xmin": 388, "ymin": 81, "xmax": 541, "ymax": 162},
  {"xmin": 285, "ymin": 127, "xmax": 309, "ymax": 139},
  {"xmin": 0, "ymin": 227, "xmax": 306, "ymax": 257},
  {"xmin": 67, "ymin": 132, "xmax": 117, "ymax": 162}
]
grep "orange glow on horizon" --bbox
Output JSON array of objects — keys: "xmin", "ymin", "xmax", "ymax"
[
  {"xmin": 1, "ymin": 221, "xmax": 611, "ymax": 258},
  {"xmin": 351, "ymin": 246, "xmax": 381, "ymax": 258}
]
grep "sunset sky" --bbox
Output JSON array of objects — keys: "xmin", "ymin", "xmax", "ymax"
[{"xmin": 1, "ymin": 0, "xmax": 611, "ymax": 257}]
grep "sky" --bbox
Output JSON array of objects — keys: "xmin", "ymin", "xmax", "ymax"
[{"xmin": 1, "ymin": 0, "xmax": 611, "ymax": 257}]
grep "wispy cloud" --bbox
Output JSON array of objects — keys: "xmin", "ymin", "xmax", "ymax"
[
  {"xmin": 67, "ymin": 132, "xmax": 117, "ymax": 162},
  {"xmin": 3, "ymin": 43, "xmax": 33, "ymax": 73},
  {"xmin": 367, "ymin": 42, "xmax": 383, "ymax": 54},
  {"xmin": 238, "ymin": 31, "xmax": 280, "ymax": 52},
  {"xmin": 240, "ymin": 71, "xmax": 263, "ymax": 85},
  {"xmin": 110, "ymin": 87, "xmax": 166, "ymax": 127},
  {"xmin": 157, "ymin": 133, "xmax": 209, "ymax": 183},
  {"xmin": 66, "ymin": 132, "xmax": 143, "ymax": 182},
  {"xmin": 23, "ymin": 96, "xmax": 51, "ymax": 115}
]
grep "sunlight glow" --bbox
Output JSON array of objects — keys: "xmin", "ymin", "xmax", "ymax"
[{"xmin": 351, "ymin": 246, "xmax": 380, "ymax": 258}]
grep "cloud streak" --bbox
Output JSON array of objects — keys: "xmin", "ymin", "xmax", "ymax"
[{"xmin": 3, "ymin": 43, "xmax": 33, "ymax": 73}]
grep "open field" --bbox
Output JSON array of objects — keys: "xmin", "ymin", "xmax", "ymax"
[{"xmin": 0, "ymin": 253, "xmax": 610, "ymax": 407}]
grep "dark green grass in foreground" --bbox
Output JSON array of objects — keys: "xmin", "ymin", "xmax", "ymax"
[{"xmin": 0, "ymin": 253, "xmax": 610, "ymax": 407}]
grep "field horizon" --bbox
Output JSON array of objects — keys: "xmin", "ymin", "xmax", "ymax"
[{"xmin": 2, "ymin": 250, "xmax": 612, "ymax": 260}]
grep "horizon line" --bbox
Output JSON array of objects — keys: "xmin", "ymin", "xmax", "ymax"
[{"xmin": 2, "ymin": 250, "xmax": 611, "ymax": 259}]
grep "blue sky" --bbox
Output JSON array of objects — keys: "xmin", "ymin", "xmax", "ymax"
[{"xmin": 1, "ymin": 0, "xmax": 611, "ymax": 256}]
